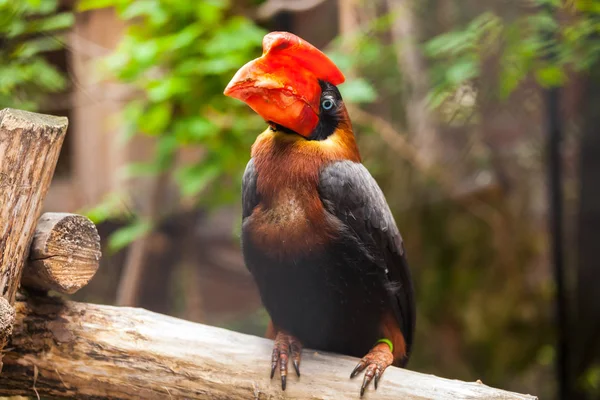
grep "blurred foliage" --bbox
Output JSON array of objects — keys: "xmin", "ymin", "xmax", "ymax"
[
  {"xmin": 581, "ymin": 363, "xmax": 600, "ymax": 396},
  {"xmin": 0, "ymin": 0, "xmax": 73, "ymax": 109},
  {"xmin": 78, "ymin": 0, "xmax": 269, "ymax": 250},
  {"xmin": 326, "ymin": 14, "xmax": 398, "ymax": 105},
  {"xmin": 425, "ymin": 0, "xmax": 600, "ymax": 105},
  {"xmin": 79, "ymin": 0, "xmax": 382, "ymax": 251},
  {"xmin": 387, "ymin": 1, "xmax": 600, "ymax": 397}
]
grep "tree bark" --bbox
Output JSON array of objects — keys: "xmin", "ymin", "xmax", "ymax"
[
  {"xmin": 0, "ymin": 108, "xmax": 67, "ymax": 368},
  {"xmin": 21, "ymin": 213, "xmax": 101, "ymax": 294},
  {"xmin": 386, "ymin": 0, "xmax": 440, "ymax": 170},
  {"xmin": 573, "ymin": 57, "xmax": 600, "ymax": 400},
  {"xmin": 0, "ymin": 294, "xmax": 537, "ymax": 400}
]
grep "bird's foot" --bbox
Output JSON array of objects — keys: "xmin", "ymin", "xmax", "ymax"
[
  {"xmin": 270, "ymin": 331, "xmax": 302, "ymax": 390},
  {"xmin": 350, "ymin": 342, "xmax": 394, "ymax": 397}
]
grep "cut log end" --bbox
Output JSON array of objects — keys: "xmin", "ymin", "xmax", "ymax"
[
  {"xmin": 0, "ymin": 108, "xmax": 68, "ymax": 132},
  {"xmin": 22, "ymin": 213, "xmax": 101, "ymax": 294}
]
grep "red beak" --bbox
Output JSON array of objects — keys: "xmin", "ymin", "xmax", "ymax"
[{"xmin": 224, "ymin": 32, "xmax": 345, "ymax": 137}]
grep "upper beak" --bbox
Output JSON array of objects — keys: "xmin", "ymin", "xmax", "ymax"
[{"xmin": 224, "ymin": 32, "xmax": 345, "ymax": 137}]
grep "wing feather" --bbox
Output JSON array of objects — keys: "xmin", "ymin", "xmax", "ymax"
[
  {"xmin": 242, "ymin": 159, "xmax": 259, "ymax": 220},
  {"xmin": 318, "ymin": 160, "xmax": 415, "ymax": 359}
]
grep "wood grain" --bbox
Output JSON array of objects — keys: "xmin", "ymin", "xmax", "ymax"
[
  {"xmin": 1, "ymin": 295, "xmax": 537, "ymax": 400},
  {"xmin": 0, "ymin": 108, "xmax": 67, "ymax": 368},
  {"xmin": 22, "ymin": 213, "xmax": 101, "ymax": 294}
]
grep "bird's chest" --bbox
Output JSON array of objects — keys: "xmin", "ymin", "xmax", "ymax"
[
  {"xmin": 245, "ymin": 183, "xmax": 331, "ymax": 256},
  {"xmin": 255, "ymin": 188, "xmax": 309, "ymax": 228},
  {"xmin": 244, "ymin": 135, "xmax": 339, "ymax": 256}
]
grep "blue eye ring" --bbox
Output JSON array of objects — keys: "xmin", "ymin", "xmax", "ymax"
[{"xmin": 322, "ymin": 98, "xmax": 335, "ymax": 110}]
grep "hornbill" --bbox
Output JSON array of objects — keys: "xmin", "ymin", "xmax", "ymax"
[{"xmin": 224, "ymin": 32, "xmax": 415, "ymax": 397}]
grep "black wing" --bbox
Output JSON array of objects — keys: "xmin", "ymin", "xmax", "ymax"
[
  {"xmin": 318, "ymin": 160, "xmax": 415, "ymax": 361},
  {"xmin": 242, "ymin": 158, "xmax": 259, "ymax": 220}
]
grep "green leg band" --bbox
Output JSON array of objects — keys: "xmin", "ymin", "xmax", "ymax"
[{"xmin": 375, "ymin": 338, "xmax": 394, "ymax": 353}]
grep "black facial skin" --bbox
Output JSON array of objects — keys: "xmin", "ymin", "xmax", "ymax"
[{"xmin": 270, "ymin": 80, "xmax": 344, "ymax": 141}]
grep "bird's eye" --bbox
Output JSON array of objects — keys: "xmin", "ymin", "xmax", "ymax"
[{"xmin": 322, "ymin": 98, "xmax": 335, "ymax": 110}]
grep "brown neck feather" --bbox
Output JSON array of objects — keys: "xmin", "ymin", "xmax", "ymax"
[{"xmin": 251, "ymin": 123, "xmax": 360, "ymax": 203}]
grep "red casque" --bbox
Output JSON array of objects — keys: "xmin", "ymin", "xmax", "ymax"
[{"xmin": 224, "ymin": 32, "xmax": 345, "ymax": 137}]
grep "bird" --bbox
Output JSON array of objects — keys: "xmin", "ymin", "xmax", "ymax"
[{"xmin": 224, "ymin": 31, "xmax": 415, "ymax": 397}]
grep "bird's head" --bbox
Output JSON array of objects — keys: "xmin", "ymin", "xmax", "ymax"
[{"xmin": 224, "ymin": 32, "xmax": 347, "ymax": 139}]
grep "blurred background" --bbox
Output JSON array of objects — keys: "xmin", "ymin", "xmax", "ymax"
[{"xmin": 2, "ymin": 0, "xmax": 600, "ymax": 399}]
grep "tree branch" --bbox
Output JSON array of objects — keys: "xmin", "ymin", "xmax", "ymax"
[{"xmin": 1, "ymin": 294, "xmax": 537, "ymax": 400}]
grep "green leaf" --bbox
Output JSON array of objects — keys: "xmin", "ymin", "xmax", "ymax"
[
  {"xmin": 104, "ymin": 50, "xmax": 132, "ymax": 78},
  {"xmin": 139, "ymin": 102, "xmax": 172, "ymax": 135},
  {"xmin": 203, "ymin": 17, "xmax": 265, "ymax": 56},
  {"xmin": 581, "ymin": 364, "xmax": 600, "ymax": 394},
  {"xmin": 196, "ymin": 55, "xmax": 244, "ymax": 75},
  {"xmin": 195, "ymin": 0, "xmax": 227, "ymax": 26},
  {"xmin": 169, "ymin": 24, "xmax": 202, "ymax": 50},
  {"xmin": 132, "ymin": 40, "xmax": 160, "ymax": 65},
  {"xmin": 500, "ymin": 64, "xmax": 525, "ymax": 99},
  {"xmin": 12, "ymin": 36, "xmax": 63, "ymax": 58},
  {"xmin": 446, "ymin": 59, "xmax": 478, "ymax": 84},
  {"xmin": 528, "ymin": 12, "xmax": 558, "ymax": 32},
  {"xmin": 24, "ymin": 12, "xmax": 73, "ymax": 33},
  {"xmin": 425, "ymin": 30, "xmax": 474, "ymax": 57},
  {"xmin": 30, "ymin": 0, "xmax": 58, "ymax": 14},
  {"xmin": 29, "ymin": 59, "xmax": 67, "ymax": 91},
  {"xmin": 426, "ymin": 88, "xmax": 453, "ymax": 109},
  {"xmin": 174, "ymin": 117, "xmax": 218, "ymax": 143},
  {"xmin": 425, "ymin": 12, "xmax": 502, "ymax": 58},
  {"xmin": 25, "ymin": 0, "xmax": 44, "ymax": 8},
  {"xmin": 535, "ymin": 65, "xmax": 566, "ymax": 87},
  {"xmin": 121, "ymin": 100, "xmax": 144, "ymax": 142},
  {"xmin": 147, "ymin": 76, "xmax": 189, "ymax": 102},
  {"xmin": 77, "ymin": 0, "xmax": 117, "ymax": 11},
  {"xmin": 156, "ymin": 135, "xmax": 177, "ymax": 169},
  {"xmin": 339, "ymin": 78, "xmax": 377, "ymax": 104},
  {"xmin": 121, "ymin": 0, "xmax": 168, "ymax": 26},
  {"xmin": 532, "ymin": 0, "xmax": 560, "ymax": 8},
  {"xmin": 575, "ymin": 0, "xmax": 600, "ymax": 13},
  {"xmin": 108, "ymin": 219, "xmax": 153, "ymax": 252},
  {"xmin": 122, "ymin": 161, "xmax": 161, "ymax": 178},
  {"xmin": 176, "ymin": 163, "xmax": 220, "ymax": 198},
  {"xmin": 326, "ymin": 51, "xmax": 354, "ymax": 72},
  {"xmin": 83, "ymin": 192, "xmax": 131, "ymax": 224},
  {"xmin": 5, "ymin": 19, "xmax": 27, "ymax": 38}
]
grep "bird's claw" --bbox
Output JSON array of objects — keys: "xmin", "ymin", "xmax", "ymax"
[
  {"xmin": 292, "ymin": 358, "xmax": 301, "ymax": 377},
  {"xmin": 270, "ymin": 331, "xmax": 302, "ymax": 390},
  {"xmin": 350, "ymin": 346, "xmax": 393, "ymax": 397},
  {"xmin": 270, "ymin": 347, "xmax": 279, "ymax": 379}
]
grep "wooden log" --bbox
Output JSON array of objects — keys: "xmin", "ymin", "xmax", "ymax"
[
  {"xmin": 0, "ymin": 297, "xmax": 14, "ymax": 348},
  {"xmin": 0, "ymin": 295, "xmax": 537, "ymax": 400},
  {"xmin": 21, "ymin": 213, "xmax": 101, "ymax": 294},
  {"xmin": 0, "ymin": 108, "xmax": 67, "ymax": 369}
]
